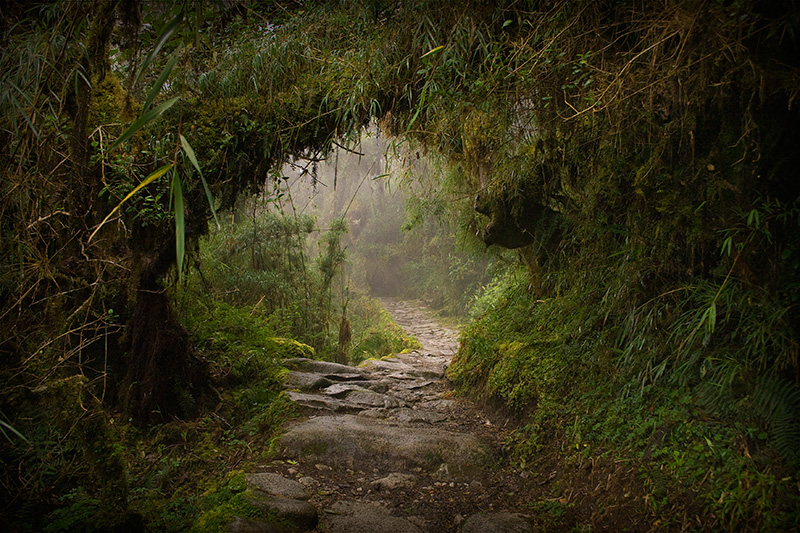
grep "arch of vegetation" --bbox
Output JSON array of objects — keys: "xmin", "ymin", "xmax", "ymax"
[{"xmin": 1, "ymin": 0, "xmax": 799, "ymax": 530}]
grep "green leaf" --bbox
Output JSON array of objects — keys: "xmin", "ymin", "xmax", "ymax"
[
  {"xmin": 108, "ymin": 96, "xmax": 180, "ymax": 153},
  {"xmin": 134, "ymin": 11, "xmax": 184, "ymax": 87},
  {"xmin": 420, "ymin": 45, "xmax": 444, "ymax": 59},
  {"xmin": 179, "ymin": 134, "xmax": 220, "ymax": 229},
  {"xmin": 172, "ymin": 171, "xmax": 185, "ymax": 281},
  {"xmin": 142, "ymin": 48, "xmax": 181, "ymax": 113},
  {"xmin": 702, "ymin": 302, "xmax": 717, "ymax": 334},
  {"xmin": 10, "ymin": 93, "xmax": 39, "ymax": 138},
  {"xmin": 405, "ymin": 86, "xmax": 427, "ymax": 134},
  {"xmin": 747, "ymin": 208, "xmax": 760, "ymax": 228},
  {"xmin": 0, "ymin": 419, "xmax": 29, "ymax": 443},
  {"xmin": 721, "ymin": 236, "xmax": 732, "ymax": 257},
  {"xmin": 88, "ymin": 164, "xmax": 173, "ymax": 242}
]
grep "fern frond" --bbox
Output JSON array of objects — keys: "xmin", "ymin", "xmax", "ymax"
[{"xmin": 752, "ymin": 374, "xmax": 800, "ymax": 463}]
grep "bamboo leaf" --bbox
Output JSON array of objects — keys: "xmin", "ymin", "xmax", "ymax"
[
  {"xmin": 6, "ymin": 79, "xmax": 34, "ymax": 106},
  {"xmin": 142, "ymin": 49, "xmax": 181, "ymax": 113},
  {"xmin": 108, "ymin": 96, "xmax": 179, "ymax": 153},
  {"xmin": 134, "ymin": 11, "xmax": 183, "ymax": 87},
  {"xmin": 405, "ymin": 86, "xmax": 427, "ymax": 133},
  {"xmin": 707, "ymin": 301, "xmax": 717, "ymax": 334},
  {"xmin": 179, "ymin": 134, "xmax": 220, "ymax": 229},
  {"xmin": 0, "ymin": 419, "xmax": 29, "ymax": 443},
  {"xmin": 88, "ymin": 164, "xmax": 173, "ymax": 242},
  {"xmin": 172, "ymin": 172, "xmax": 185, "ymax": 281},
  {"xmin": 747, "ymin": 208, "xmax": 760, "ymax": 228},
  {"xmin": 10, "ymin": 94, "xmax": 39, "ymax": 138},
  {"xmin": 721, "ymin": 236, "xmax": 732, "ymax": 257},
  {"xmin": 421, "ymin": 45, "xmax": 444, "ymax": 59}
]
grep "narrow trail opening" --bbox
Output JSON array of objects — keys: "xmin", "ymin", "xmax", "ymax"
[{"xmin": 231, "ymin": 299, "xmax": 549, "ymax": 532}]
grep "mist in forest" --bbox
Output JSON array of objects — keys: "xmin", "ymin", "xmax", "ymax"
[
  {"xmin": 278, "ymin": 131, "xmax": 490, "ymax": 312},
  {"xmin": 282, "ymin": 132, "xmax": 417, "ymax": 298}
]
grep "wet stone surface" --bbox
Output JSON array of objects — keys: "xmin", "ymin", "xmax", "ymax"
[{"xmin": 233, "ymin": 299, "xmax": 539, "ymax": 532}]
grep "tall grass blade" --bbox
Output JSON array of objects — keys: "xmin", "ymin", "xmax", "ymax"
[
  {"xmin": 179, "ymin": 133, "xmax": 220, "ymax": 229},
  {"xmin": 88, "ymin": 164, "xmax": 173, "ymax": 242}
]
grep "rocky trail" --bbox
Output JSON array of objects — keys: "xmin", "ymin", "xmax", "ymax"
[{"xmin": 231, "ymin": 299, "xmax": 543, "ymax": 532}]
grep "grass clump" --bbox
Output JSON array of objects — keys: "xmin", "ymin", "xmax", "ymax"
[{"xmin": 347, "ymin": 294, "xmax": 422, "ymax": 365}]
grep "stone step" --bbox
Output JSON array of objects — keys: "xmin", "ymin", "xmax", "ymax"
[{"xmin": 278, "ymin": 414, "xmax": 493, "ymax": 470}]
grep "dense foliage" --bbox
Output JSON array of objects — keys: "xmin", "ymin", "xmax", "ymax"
[{"xmin": 1, "ymin": 0, "xmax": 799, "ymax": 529}]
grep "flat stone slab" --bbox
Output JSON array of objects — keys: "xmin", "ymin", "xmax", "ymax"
[
  {"xmin": 245, "ymin": 472, "xmax": 310, "ymax": 500},
  {"xmin": 359, "ymin": 358, "xmax": 413, "ymax": 373},
  {"xmin": 279, "ymin": 414, "xmax": 492, "ymax": 469},
  {"xmin": 320, "ymin": 372, "xmax": 365, "ymax": 381},
  {"xmin": 359, "ymin": 353, "xmax": 449, "ymax": 380},
  {"xmin": 346, "ymin": 390, "xmax": 403, "ymax": 408},
  {"xmin": 283, "ymin": 370, "xmax": 332, "ymax": 391},
  {"xmin": 284, "ymin": 358, "xmax": 367, "ymax": 380},
  {"xmin": 322, "ymin": 383, "xmax": 373, "ymax": 398},
  {"xmin": 360, "ymin": 359, "xmax": 443, "ymax": 379},
  {"xmin": 246, "ymin": 491, "xmax": 318, "ymax": 531},
  {"xmin": 322, "ymin": 501, "xmax": 422, "ymax": 533},
  {"xmin": 461, "ymin": 512, "xmax": 532, "ymax": 533},
  {"xmin": 286, "ymin": 391, "xmax": 359, "ymax": 412},
  {"xmin": 287, "ymin": 390, "xmax": 403, "ymax": 412},
  {"xmin": 330, "ymin": 379, "xmax": 390, "ymax": 393}
]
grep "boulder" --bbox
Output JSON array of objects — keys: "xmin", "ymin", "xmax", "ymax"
[
  {"xmin": 284, "ymin": 358, "xmax": 366, "ymax": 380},
  {"xmin": 246, "ymin": 472, "xmax": 311, "ymax": 500},
  {"xmin": 283, "ymin": 371, "xmax": 332, "ymax": 391},
  {"xmin": 246, "ymin": 491, "xmax": 318, "ymax": 531}
]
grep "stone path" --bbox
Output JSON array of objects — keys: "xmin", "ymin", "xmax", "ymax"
[{"xmin": 231, "ymin": 299, "xmax": 537, "ymax": 532}]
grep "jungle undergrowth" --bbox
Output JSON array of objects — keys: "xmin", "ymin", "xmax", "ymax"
[{"xmin": 450, "ymin": 259, "xmax": 800, "ymax": 531}]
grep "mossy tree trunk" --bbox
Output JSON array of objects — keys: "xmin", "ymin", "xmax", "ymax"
[
  {"xmin": 62, "ymin": 0, "xmax": 208, "ymax": 423},
  {"xmin": 121, "ymin": 223, "xmax": 209, "ymax": 423}
]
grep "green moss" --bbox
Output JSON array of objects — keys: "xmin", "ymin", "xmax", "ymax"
[
  {"xmin": 92, "ymin": 73, "xmax": 137, "ymax": 124},
  {"xmin": 269, "ymin": 338, "xmax": 315, "ymax": 359},
  {"xmin": 192, "ymin": 471, "xmax": 266, "ymax": 532},
  {"xmin": 348, "ymin": 296, "xmax": 421, "ymax": 364}
]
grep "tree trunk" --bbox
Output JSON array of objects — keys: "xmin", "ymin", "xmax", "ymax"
[{"xmin": 121, "ymin": 226, "xmax": 208, "ymax": 423}]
